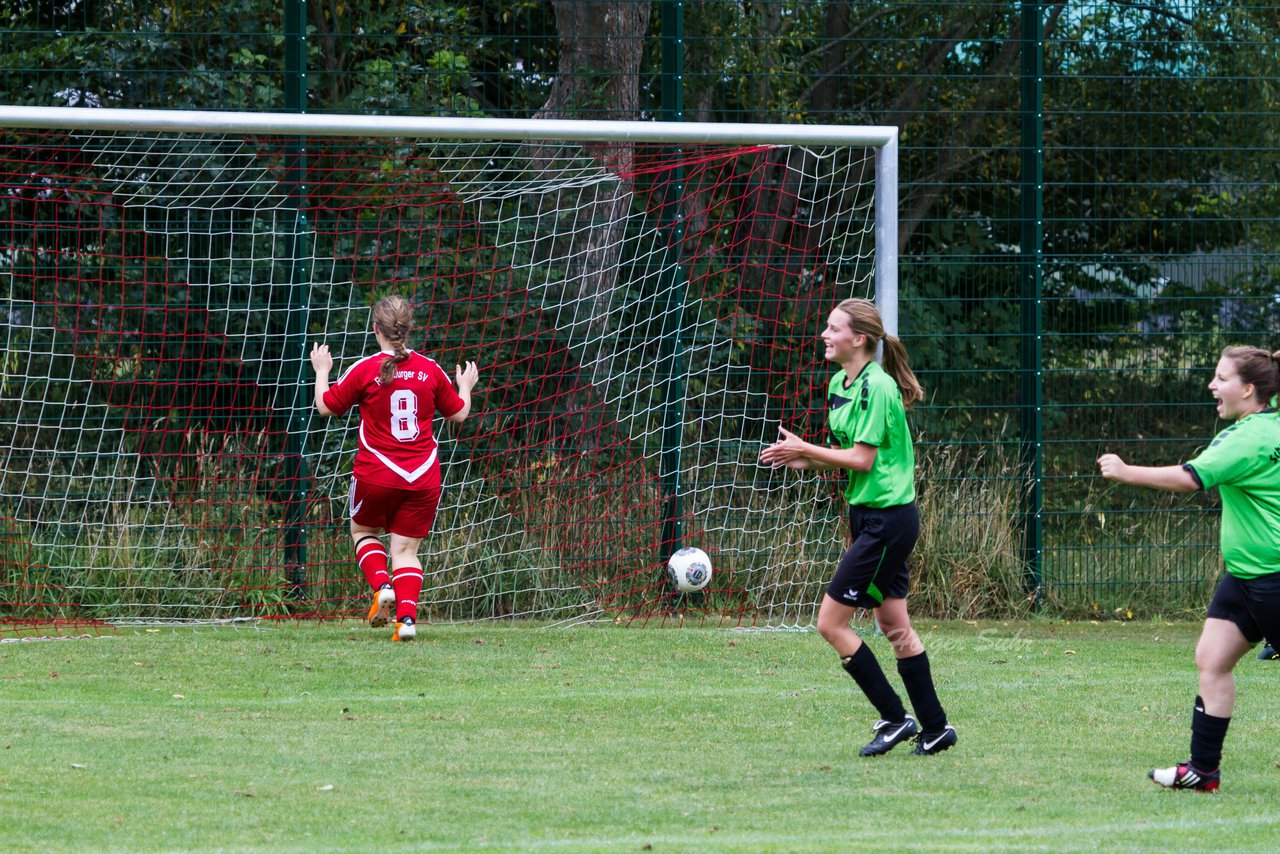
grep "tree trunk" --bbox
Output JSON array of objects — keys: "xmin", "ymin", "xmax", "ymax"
[
  {"xmin": 889, "ymin": 2, "xmax": 1068, "ymax": 251},
  {"xmin": 532, "ymin": 2, "xmax": 652, "ymax": 398},
  {"xmin": 535, "ymin": 1, "xmax": 650, "ymax": 125},
  {"xmin": 811, "ymin": 2, "xmax": 852, "ymax": 118}
]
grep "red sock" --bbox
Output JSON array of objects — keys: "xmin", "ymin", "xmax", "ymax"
[
  {"xmin": 391, "ymin": 566, "xmax": 424, "ymax": 622},
  {"xmin": 355, "ymin": 538, "xmax": 391, "ymax": 590}
]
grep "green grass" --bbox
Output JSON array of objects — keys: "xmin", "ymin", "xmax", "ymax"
[{"xmin": 3, "ymin": 621, "xmax": 1280, "ymax": 852}]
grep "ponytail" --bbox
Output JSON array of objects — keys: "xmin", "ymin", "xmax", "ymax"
[
  {"xmin": 378, "ymin": 328, "xmax": 411, "ymax": 385},
  {"xmin": 834, "ymin": 297, "xmax": 924, "ymax": 408},
  {"xmin": 881, "ymin": 334, "xmax": 924, "ymax": 408},
  {"xmin": 371, "ymin": 295, "xmax": 415, "ymax": 384},
  {"xmin": 1274, "ymin": 350, "xmax": 1280, "ymax": 407}
]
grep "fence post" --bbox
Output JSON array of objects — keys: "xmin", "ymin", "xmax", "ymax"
[
  {"xmin": 658, "ymin": 0, "xmax": 687, "ymax": 556},
  {"xmin": 1019, "ymin": 0, "xmax": 1044, "ymax": 602},
  {"xmin": 282, "ymin": 0, "xmax": 311, "ymax": 600}
]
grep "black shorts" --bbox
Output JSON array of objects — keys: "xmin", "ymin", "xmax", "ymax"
[
  {"xmin": 826, "ymin": 502, "xmax": 919, "ymax": 608},
  {"xmin": 1206, "ymin": 572, "xmax": 1280, "ymax": 644}
]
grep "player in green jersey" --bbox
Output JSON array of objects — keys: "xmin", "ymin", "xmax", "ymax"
[
  {"xmin": 760, "ymin": 298, "xmax": 956, "ymax": 757},
  {"xmin": 1098, "ymin": 345, "xmax": 1280, "ymax": 791},
  {"xmin": 1257, "ymin": 395, "xmax": 1280, "ymax": 663}
]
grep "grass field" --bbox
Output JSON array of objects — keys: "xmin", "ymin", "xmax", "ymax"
[{"xmin": 3, "ymin": 619, "xmax": 1279, "ymax": 852}]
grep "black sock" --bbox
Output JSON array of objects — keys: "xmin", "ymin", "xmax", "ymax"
[
  {"xmin": 1190, "ymin": 695, "xmax": 1230, "ymax": 772},
  {"xmin": 896, "ymin": 651, "xmax": 948, "ymax": 733},
  {"xmin": 841, "ymin": 644, "xmax": 907, "ymax": 723}
]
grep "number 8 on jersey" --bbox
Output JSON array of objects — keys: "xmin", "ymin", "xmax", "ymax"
[{"xmin": 390, "ymin": 389, "xmax": 420, "ymax": 441}]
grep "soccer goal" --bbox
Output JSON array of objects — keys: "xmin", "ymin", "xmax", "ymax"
[{"xmin": 0, "ymin": 105, "xmax": 897, "ymax": 632}]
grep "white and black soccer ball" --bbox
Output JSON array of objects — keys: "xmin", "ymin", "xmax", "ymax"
[{"xmin": 667, "ymin": 547, "xmax": 712, "ymax": 593}]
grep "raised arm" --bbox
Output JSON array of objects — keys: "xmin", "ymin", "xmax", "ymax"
[
  {"xmin": 310, "ymin": 343, "xmax": 335, "ymax": 416},
  {"xmin": 446, "ymin": 361, "xmax": 480, "ymax": 424}
]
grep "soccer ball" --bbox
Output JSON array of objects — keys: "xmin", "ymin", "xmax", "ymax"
[{"xmin": 667, "ymin": 547, "xmax": 712, "ymax": 593}]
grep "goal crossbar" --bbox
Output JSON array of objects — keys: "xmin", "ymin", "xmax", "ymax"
[
  {"xmin": 0, "ymin": 106, "xmax": 898, "ymax": 333},
  {"xmin": 0, "ymin": 105, "xmax": 895, "ymax": 146}
]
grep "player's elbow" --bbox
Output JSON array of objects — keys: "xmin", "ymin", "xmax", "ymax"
[
  {"xmin": 315, "ymin": 401, "xmax": 334, "ymax": 417},
  {"xmin": 846, "ymin": 444, "xmax": 878, "ymax": 473},
  {"xmin": 846, "ymin": 452, "xmax": 876, "ymax": 473},
  {"xmin": 446, "ymin": 406, "xmax": 470, "ymax": 424}
]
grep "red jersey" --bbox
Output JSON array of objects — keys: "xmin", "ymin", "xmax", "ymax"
[{"xmin": 323, "ymin": 349, "xmax": 465, "ymax": 490}]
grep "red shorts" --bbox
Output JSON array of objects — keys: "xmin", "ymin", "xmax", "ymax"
[{"xmin": 348, "ymin": 475, "xmax": 441, "ymax": 538}]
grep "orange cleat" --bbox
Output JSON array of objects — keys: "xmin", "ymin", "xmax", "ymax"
[{"xmin": 367, "ymin": 587, "xmax": 395, "ymax": 628}]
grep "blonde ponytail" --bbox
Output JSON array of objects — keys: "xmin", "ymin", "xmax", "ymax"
[
  {"xmin": 372, "ymin": 295, "xmax": 415, "ymax": 384},
  {"xmin": 881, "ymin": 334, "xmax": 924, "ymax": 408},
  {"xmin": 834, "ymin": 298, "xmax": 924, "ymax": 408}
]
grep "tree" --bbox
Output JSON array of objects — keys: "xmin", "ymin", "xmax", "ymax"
[{"xmin": 529, "ymin": 1, "xmax": 653, "ymax": 395}]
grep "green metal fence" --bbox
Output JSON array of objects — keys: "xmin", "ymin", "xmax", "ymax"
[{"xmin": 3, "ymin": 0, "xmax": 1277, "ymax": 614}]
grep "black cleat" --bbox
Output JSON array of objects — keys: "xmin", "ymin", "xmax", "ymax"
[
  {"xmin": 1258, "ymin": 643, "xmax": 1279, "ymax": 661},
  {"xmin": 1149, "ymin": 761, "xmax": 1219, "ymax": 792},
  {"xmin": 859, "ymin": 716, "xmax": 918, "ymax": 757},
  {"xmin": 912, "ymin": 724, "xmax": 958, "ymax": 755}
]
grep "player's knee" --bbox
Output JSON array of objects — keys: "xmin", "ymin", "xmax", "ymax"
[
  {"xmin": 816, "ymin": 614, "xmax": 847, "ymax": 645},
  {"xmin": 1194, "ymin": 645, "xmax": 1233, "ymax": 677},
  {"xmin": 388, "ymin": 537, "xmax": 422, "ymax": 560},
  {"xmin": 880, "ymin": 623, "xmax": 916, "ymax": 652}
]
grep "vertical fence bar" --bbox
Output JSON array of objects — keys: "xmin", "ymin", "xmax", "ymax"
[
  {"xmin": 658, "ymin": 0, "xmax": 687, "ymax": 556},
  {"xmin": 1019, "ymin": 0, "xmax": 1045, "ymax": 601},
  {"xmin": 282, "ymin": 0, "xmax": 311, "ymax": 599}
]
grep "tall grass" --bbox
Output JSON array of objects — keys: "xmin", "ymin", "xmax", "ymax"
[
  {"xmin": 911, "ymin": 440, "xmax": 1035, "ymax": 619},
  {"xmin": 1, "ymin": 429, "xmax": 299, "ymax": 625},
  {"xmin": 0, "ymin": 423, "xmax": 1226, "ymax": 629},
  {"xmin": 1038, "ymin": 491, "xmax": 1221, "ymax": 619},
  {"xmin": 0, "ymin": 438, "xmax": 1039, "ymax": 627}
]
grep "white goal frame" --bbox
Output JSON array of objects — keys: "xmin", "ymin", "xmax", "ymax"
[
  {"xmin": 0, "ymin": 105, "xmax": 901, "ymax": 628},
  {"xmin": 0, "ymin": 105, "xmax": 899, "ymax": 333}
]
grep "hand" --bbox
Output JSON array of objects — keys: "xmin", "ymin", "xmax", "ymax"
[
  {"xmin": 759, "ymin": 426, "xmax": 808, "ymax": 468},
  {"xmin": 1097, "ymin": 453, "xmax": 1128, "ymax": 481},
  {"xmin": 310, "ymin": 342, "xmax": 332, "ymax": 373},
  {"xmin": 456, "ymin": 360, "xmax": 479, "ymax": 393}
]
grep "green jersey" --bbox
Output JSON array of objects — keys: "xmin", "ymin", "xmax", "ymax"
[
  {"xmin": 826, "ymin": 361, "xmax": 916, "ymax": 508},
  {"xmin": 1184, "ymin": 409, "xmax": 1280, "ymax": 580}
]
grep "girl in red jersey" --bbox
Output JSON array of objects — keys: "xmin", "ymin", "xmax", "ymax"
[{"xmin": 309, "ymin": 294, "xmax": 479, "ymax": 641}]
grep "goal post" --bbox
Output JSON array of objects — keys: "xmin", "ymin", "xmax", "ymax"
[{"xmin": 0, "ymin": 105, "xmax": 898, "ymax": 632}]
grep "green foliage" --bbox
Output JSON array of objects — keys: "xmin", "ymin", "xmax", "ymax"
[
  {"xmin": 0, "ymin": 0, "xmax": 488, "ymax": 115},
  {"xmin": 905, "ymin": 218, "xmax": 1022, "ymax": 434}
]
